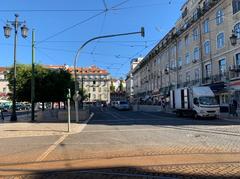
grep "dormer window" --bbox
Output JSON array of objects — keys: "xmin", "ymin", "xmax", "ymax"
[{"xmin": 182, "ymin": 7, "xmax": 188, "ymax": 18}]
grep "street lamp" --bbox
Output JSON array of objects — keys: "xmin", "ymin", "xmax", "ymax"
[
  {"xmin": 73, "ymin": 27, "xmax": 145, "ymax": 122},
  {"xmin": 3, "ymin": 14, "xmax": 28, "ymax": 121},
  {"xmin": 230, "ymin": 32, "xmax": 237, "ymax": 46}
]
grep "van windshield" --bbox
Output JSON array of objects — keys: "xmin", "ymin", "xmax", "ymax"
[
  {"xmin": 120, "ymin": 101, "xmax": 128, "ymax": 105},
  {"xmin": 199, "ymin": 96, "xmax": 218, "ymax": 105}
]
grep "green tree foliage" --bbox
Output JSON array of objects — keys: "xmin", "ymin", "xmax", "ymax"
[
  {"xmin": 119, "ymin": 80, "xmax": 124, "ymax": 92},
  {"xmin": 7, "ymin": 64, "xmax": 75, "ymax": 103},
  {"xmin": 110, "ymin": 80, "xmax": 115, "ymax": 92}
]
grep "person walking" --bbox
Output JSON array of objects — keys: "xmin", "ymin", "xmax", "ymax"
[
  {"xmin": 1, "ymin": 109, "xmax": 4, "ymax": 120},
  {"xmin": 162, "ymin": 99, "xmax": 166, "ymax": 112},
  {"xmin": 232, "ymin": 99, "xmax": 238, "ymax": 117}
]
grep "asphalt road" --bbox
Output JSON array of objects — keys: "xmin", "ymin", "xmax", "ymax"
[{"xmin": 1, "ymin": 107, "xmax": 240, "ymax": 178}]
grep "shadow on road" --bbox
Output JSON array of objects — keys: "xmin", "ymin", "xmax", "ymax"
[
  {"xmin": 88, "ymin": 107, "xmax": 240, "ymax": 128},
  {"xmin": 1, "ymin": 165, "xmax": 239, "ymax": 179}
]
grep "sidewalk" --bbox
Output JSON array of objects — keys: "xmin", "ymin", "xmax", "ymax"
[
  {"xmin": 219, "ymin": 111, "xmax": 240, "ymax": 122},
  {"xmin": 0, "ymin": 110, "xmax": 94, "ymax": 139}
]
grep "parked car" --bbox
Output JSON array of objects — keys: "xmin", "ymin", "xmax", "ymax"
[
  {"xmin": 116, "ymin": 101, "xmax": 130, "ymax": 110},
  {"xmin": 0, "ymin": 104, "xmax": 11, "ymax": 112}
]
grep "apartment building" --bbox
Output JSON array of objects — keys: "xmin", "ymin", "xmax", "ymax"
[
  {"xmin": 68, "ymin": 65, "xmax": 111, "ymax": 103},
  {"xmin": 0, "ymin": 67, "xmax": 9, "ymax": 100},
  {"xmin": 0, "ymin": 65, "xmax": 111, "ymax": 103},
  {"xmin": 131, "ymin": 0, "xmax": 240, "ymax": 106},
  {"xmin": 125, "ymin": 57, "xmax": 143, "ymax": 102}
]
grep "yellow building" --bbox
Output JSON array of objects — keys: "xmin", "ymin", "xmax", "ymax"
[{"xmin": 131, "ymin": 0, "xmax": 240, "ymax": 107}]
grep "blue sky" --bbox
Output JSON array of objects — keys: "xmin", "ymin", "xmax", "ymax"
[{"xmin": 0, "ymin": 0, "xmax": 185, "ymax": 78}]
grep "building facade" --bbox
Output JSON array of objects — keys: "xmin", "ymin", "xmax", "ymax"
[
  {"xmin": 68, "ymin": 65, "xmax": 111, "ymax": 103},
  {"xmin": 126, "ymin": 58, "xmax": 143, "ymax": 103},
  {"xmin": 130, "ymin": 0, "xmax": 240, "ymax": 107},
  {"xmin": 0, "ymin": 67, "xmax": 9, "ymax": 100},
  {"xmin": 0, "ymin": 65, "xmax": 111, "ymax": 103}
]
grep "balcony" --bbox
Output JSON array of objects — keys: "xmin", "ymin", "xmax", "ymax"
[
  {"xmin": 229, "ymin": 65, "xmax": 240, "ymax": 73},
  {"xmin": 202, "ymin": 72, "xmax": 229, "ymax": 85},
  {"xmin": 230, "ymin": 67, "xmax": 240, "ymax": 79}
]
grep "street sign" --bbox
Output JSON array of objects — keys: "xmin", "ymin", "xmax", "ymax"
[
  {"xmin": 73, "ymin": 92, "xmax": 81, "ymax": 101},
  {"xmin": 67, "ymin": 89, "xmax": 71, "ymax": 99}
]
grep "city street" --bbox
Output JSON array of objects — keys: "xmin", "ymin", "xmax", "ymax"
[{"xmin": 0, "ymin": 107, "xmax": 240, "ymax": 178}]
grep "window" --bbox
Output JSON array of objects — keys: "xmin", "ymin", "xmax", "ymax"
[
  {"xmin": 193, "ymin": 9, "xmax": 199, "ymax": 21},
  {"xmin": 178, "ymin": 74, "xmax": 182, "ymax": 84},
  {"xmin": 236, "ymin": 53, "xmax": 240, "ymax": 66},
  {"xmin": 217, "ymin": 33, "xmax": 224, "ymax": 49},
  {"xmin": 234, "ymin": 22, "xmax": 240, "ymax": 38},
  {"xmin": 170, "ymin": 60, "xmax": 176, "ymax": 69},
  {"xmin": 194, "ymin": 69, "xmax": 200, "ymax": 81},
  {"xmin": 93, "ymin": 80, "xmax": 96, "ymax": 85},
  {"xmin": 99, "ymin": 87, "xmax": 101, "ymax": 92},
  {"xmin": 216, "ymin": 9, "xmax": 224, "ymax": 25},
  {"xmin": 178, "ymin": 57, "xmax": 182, "ymax": 67},
  {"xmin": 203, "ymin": 18, "xmax": 209, "ymax": 33},
  {"xmin": 205, "ymin": 64, "xmax": 211, "ymax": 78},
  {"xmin": 177, "ymin": 40, "xmax": 182, "ymax": 54},
  {"xmin": 219, "ymin": 58, "xmax": 226, "ymax": 74},
  {"xmin": 93, "ymin": 87, "xmax": 96, "ymax": 92},
  {"xmin": 232, "ymin": 0, "xmax": 240, "ymax": 14},
  {"xmin": 93, "ymin": 94, "xmax": 96, "ymax": 99},
  {"xmin": 193, "ymin": 47, "xmax": 200, "ymax": 60},
  {"xmin": 3, "ymin": 87, "xmax": 6, "ymax": 93},
  {"xmin": 193, "ymin": 28, "xmax": 199, "ymax": 41},
  {"xmin": 204, "ymin": 40, "xmax": 211, "ymax": 54},
  {"xmin": 185, "ymin": 52, "xmax": 190, "ymax": 64},
  {"xmin": 185, "ymin": 35, "xmax": 189, "ymax": 47},
  {"xmin": 171, "ymin": 46, "xmax": 176, "ymax": 57},
  {"xmin": 186, "ymin": 71, "xmax": 191, "ymax": 82}
]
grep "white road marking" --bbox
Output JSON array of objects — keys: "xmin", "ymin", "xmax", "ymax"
[
  {"xmin": 36, "ymin": 112, "xmax": 94, "ymax": 162},
  {"xmin": 36, "ymin": 134, "xmax": 68, "ymax": 162}
]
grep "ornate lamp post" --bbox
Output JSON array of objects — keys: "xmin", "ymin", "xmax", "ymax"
[{"xmin": 3, "ymin": 14, "xmax": 28, "ymax": 121}]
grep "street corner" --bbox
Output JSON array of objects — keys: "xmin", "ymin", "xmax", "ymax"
[
  {"xmin": 73, "ymin": 112, "xmax": 94, "ymax": 134},
  {"xmin": 0, "ymin": 122, "xmax": 80, "ymax": 138}
]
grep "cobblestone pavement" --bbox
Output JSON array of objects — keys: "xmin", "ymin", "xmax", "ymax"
[{"xmin": 1, "ymin": 108, "xmax": 240, "ymax": 178}]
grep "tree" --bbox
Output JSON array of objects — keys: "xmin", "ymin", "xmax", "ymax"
[
  {"xmin": 7, "ymin": 64, "xmax": 75, "ymax": 110},
  {"xmin": 119, "ymin": 79, "xmax": 124, "ymax": 92},
  {"xmin": 110, "ymin": 80, "xmax": 115, "ymax": 92}
]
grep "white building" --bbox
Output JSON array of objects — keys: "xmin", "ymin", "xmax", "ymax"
[{"xmin": 125, "ymin": 58, "xmax": 143, "ymax": 103}]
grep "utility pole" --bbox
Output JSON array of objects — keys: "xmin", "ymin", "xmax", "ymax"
[
  {"xmin": 31, "ymin": 29, "xmax": 35, "ymax": 122},
  {"xmin": 81, "ymin": 77, "xmax": 84, "ymax": 109},
  {"xmin": 67, "ymin": 88, "xmax": 71, "ymax": 132}
]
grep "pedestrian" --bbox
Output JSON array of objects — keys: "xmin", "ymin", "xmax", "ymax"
[
  {"xmin": 103, "ymin": 102, "xmax": 107, "ymax": 111},
  {"xmin": 232, "ymin": 99, "xmax": 238, "ymax": 117},
  {"xmin": 162, "ymin": 99, "xmax": 166, "ymax": 111},
  {"xmin": 1, "ymin": 109, "xmax": 4, "ymax": 120}
]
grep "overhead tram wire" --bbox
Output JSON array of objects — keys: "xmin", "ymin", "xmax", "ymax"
[
  {"xmin": 90, "ymin": 0, "xmax": 108, "ymax": 63},
  {"xmin": 0, "ymin": 9, "xmax": 104, "ymax": 12},
  {"xmin": 36, "ymin": 11, "xmax": 105, "ymax": 45},
  {"xmin": 36, "ymin": 0, "xmax": 131, "ymax": 45},
  {"xmin": 35, "ymin": 48, "xmax": 60, "ymax": 65},
  {"xmin": 111, "ymin": 1, "xmax": 180, "ymax": 11}
]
